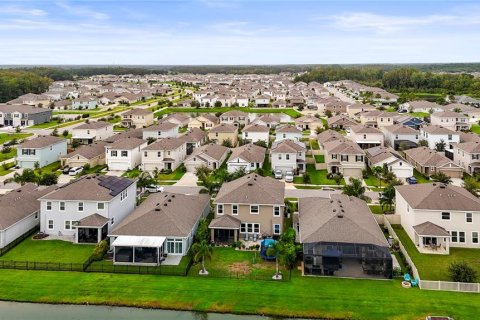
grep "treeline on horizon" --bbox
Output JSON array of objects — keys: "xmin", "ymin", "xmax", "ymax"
[{"xmin": 295, "ymin": 66, "xmax": 480, "ymax": 97}]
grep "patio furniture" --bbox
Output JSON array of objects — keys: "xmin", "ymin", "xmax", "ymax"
[
  {"xmin": 411, "ymin": 278, "xmax": 419, "ymax": 287},
  {"xmin": 403, "ymin": 273, "xmax": 411, "ymax": 282},
  {"xmin": 253, "ymin": 234, "xmax": 257, "ymax": 242}
]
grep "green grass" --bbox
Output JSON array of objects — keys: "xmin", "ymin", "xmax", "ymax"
[
  {"xmin": 122, "ymin": 168, "xmax": 142, "ymax": 178},
  {"xmin": 28, "ymin": 121, "xmax": 60, "ymax": 129},
  {"xmin": 0, "ymin": 162, "xmax": 15, "ymax": 176},
  {"xmin": 0, "ymin": 133, "xmax": 33, "ymax": 145},
  {"xmin": 0, "ymin": 237, "xmax": 94, "ymax": 263},
  {"xmin": 392, "ymin": 225, "xmax": 480, "ymax": 281},
  {"xmin": 0, "ymin": 269, "xmax": 478, "ymax": 319},
  {"xmin": 154, "ymin": 107, "xmax": 301, "ymax": 119},
  {"xmin": 35, "ymin": 161, "xmax": 61, "ymax": 174},
  {"xmin": 310, "ymin": 139, "xmax": 320, "ymax": 150},
  {"xmin": 408, "ymin": 112, "xmax": 430, "ymax": 118},
  {"xmin": 470, "ymin": 124, "xmax": 480, "ymax": 134},
  {"xmin": 0, "ymin": 148, "xmax": 16, "ymax": 162},
  {"xmin": 368, "ymin": 205, "xmax": 393, "ymax": 214},
  {"xmin": 81, "ymin": 165, "xmax": 107, "ymax": 175},
  {"xmin": 314, "ymin": 154, "xmax": 324, "ymax": 163},
  {"xmin": 413, "ymin": 169, "xmax": 430, "ymax": 183},
  {"xmin": 293, "ymin": 164, "xmax": 344, "ymax": 185},
  {"xmin": 320, "ymin": 117, "xmax": 328, "ymax": 129},
  {"xmin": 363, "ymin": 168, "xmax": 382, "ymax": 187},
  {"xmin": 261, "ymin": 154, "xmax": 272, "ymax": 177},
  {"xmin": 157, "ymin": 166, "xmax": 186, "ymax": 181},
  {"xmin": 53, "ymin": 108, "xmax": 101, "ymax": 114},
  {"xmin": 113, "ymin": 125, "xmax": 128, "ymax": 132}
]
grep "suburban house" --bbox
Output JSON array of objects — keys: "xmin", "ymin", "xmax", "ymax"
[
  {"xmin": 71, "ymin": 97, "xmax": 98, "ymax": 110},
  {"xmin": 275, "ymin": 124, "xmax": 302, "ymax": 142},
  {"xmin": 452, "ymin": 141, "xmax": 480, "ymax": 175},
  {"xmin": 327, "ymin": 115, "xmax": 357, "ymax": 130},
  {"xmin": 323, "ymin": 139, "xmax": 365, "ymax": 177},
  {"xmin": 184, "ymin": 143, "xmax": 229, "ymax": 172},
  {"xmin": 16, "ymin": 136, "xmax": 67, "ymax": 169},
  {"xmin": 404, "ymin": 147, "xmax": 463, "ymax": 178},
  {"xmin": 270, "ymin": 139, "xmax": 306, "ymax": 174},
  {"xmin": 346, "ymin": 103, "xmax": 376, "ymax": 119},
  {"xmin": 209, "ymin": 174, "xmax": 285, "ymax": 243},
  {"xmin": 161, "ymin": 113, "xmax": 190, "ymax": 127},
  {"xmin": 253, "ymin": 114, "xmax": 281, "ymax": 128},
  {"xmin": 273, "ymin": 99, "xmax": 287, "ymax": 108},
  {"xmin": 400, "ymin": 100, "xmax": 445, "ymax": 113},
  {"xmin": 346, "ymin": 125, "xmax": 384, "ymax": 149},
  {"xmin": 7, "ymin": 93, "xmax": 51, "ymax": 107},
  {"xmin": 0, "ymin": 104, "xmax": 52, "ymax": 127},
  {"xmin": 180, "ymin": 127, "xmax": 208, "ymax": 154},
  {"xmin": 317, "ymin": 130, "xmax": 344, "ymax": 150},
  {"xmin": 39, "ymin": 175, "xmax": 136, "ymax": 243},
  {"xmin": 141, "ymin": 137, "xmax": 186, "ymax": 171},
  {"xmin": 109, "ymin": 192, "xmax": 210, "ymax": 264},
  {"xmin": 295, "ymin": 115, "xmax": 323, "ymax": 132},
  {"xmin": 220, "ymin": 110, "xmax": 249, "ymax": 127},
  {"xmin": 242, "ymin": 123, "xmax": 270, "ymax": 144},
  {"xmin": 395, "ymin": 183, "xmax": 480, "ymax": 253},
  {"xmin": 105, "ymin": 137, "xmax": 147, "ymax": 171},
  {"xmin": 430, "ymin": 111, "xmax": 470, "ymax": 132},
  {"xmin": 227, "ymin": 143, "xmax": 266, "ymax": 173},
  {"xmin": 72, "ymin": 121, "xmax": 114, "ymax": 145},
  {"xmin": 359, "ymin": 111, "xmax": 393, "ymax": 128},
  {"xmin": 364, "ymin": 146, "xmax": 413, "ymax": 179},
  {"xmin": 420, "ymin": 125, "xmax": 460, "ymax": 151},
  {"xmin": 393, "ymin": 115, "xmax": 425, "ymax": 130},
  {"xmin": 0, "ymin": 184, "xmax": 56, "ymax": 249},
  {"xmin": 188, "ymin": 114, "xmax": 219, "ymax": 130},
  {"xmin": 383, "ymin": 124, "xmax": 419, "ymax": 150},
  {"xmin": 142, "ymin": 121, "xmax": 179, "ymax": 140},
  {"xmin": 296, "ymin": 195, "xmax": 392, "ymax": 278},
  {"xmin": 208, "ymin": 123, "xmax": 239, "ymax": 146},
  {"xmin": 60, "ymin": 141, "xmax": 108, "ymax": 168},
  {"xmin": 121, "ymin": 109, "xmax": 154, "ymax": 128}
]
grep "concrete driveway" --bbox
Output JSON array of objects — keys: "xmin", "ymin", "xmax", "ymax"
[{"xmin": 174, "ymin": 172, "xmax": 198, "ymax": 187}]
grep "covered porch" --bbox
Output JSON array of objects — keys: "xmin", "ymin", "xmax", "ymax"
[
  {"xmin": 468, "ymin": 162, "xmax": 480, "ymax": 175},
  {"xmin": 75, "ymin": 214, "xmax": 109, "ymax": 244},
  {"xmin": 413, "ymin": 221, "xmax": 450, "ymax": 255},
  {"xmin": 209, "ymin": 215, "xmax": 241, "ymax": 244},
  {"xmin": 111, "ymin": 235, "xmax": 166, "ymax": 265}
]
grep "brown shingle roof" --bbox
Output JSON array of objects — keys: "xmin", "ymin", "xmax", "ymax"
[
  {"xmin": 276, "ymin": 124, "xmax": 301, "ymax": 134},
  {"xmin": 180, "ymin": 127, "xmax": 207, "ymax": 143},
  {"xmin": 229, "ymin": 143, "xmax": 266, "ymax": 163},
  {"xmin": 185, "ymin": 143, "xmax": 229, "ymax": 162},
  {"xmin": 77, "ymin": 213, "xmax": 109, "ymax": 227},
  {"xmin": 209, "ymin": 215, "xmax": 241, "ymax": 229},
  {"xmin": 404, "ymin": 147, "xmax": 454, "ymax": 167},
  {"xmin": 123, "ymin": 108, "xmax": 152, "ymax": 116},
  {"xmin": 75, "ymin": 121, "xmax": 112, "ymax": 130},
  {"xmin": 18, "ymin": 135, "xmax": 66, "ymax": 149},
  {"xmin": 210, "ymin": 123, "xmax": 238, "ymax": 133},
  {"xmin": 243, "ymin": 123, "xmax": 269, "ymax": 133},
  {"xmin": 108, "ymin": 137, "xmax": 145, "ymax": 150},
  {"xmin": 271, "ymin": 139, "xmax": 306, "ymax": 153},
  {"xmin": 63, "ymin": 141, "xmax": 108, "ymax": 160},
  {"xmin": 143, "ymin": 137, "xmax": 185, "ymax": 151},
  {"xmin": 413, "ymin": 221, "xmax": 450, "ymax": 237}
]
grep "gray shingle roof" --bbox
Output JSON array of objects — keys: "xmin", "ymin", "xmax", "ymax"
[
  {"xmin": 18, "ymin": 136, "xmax": 66, "ymax": 149},
  {"xmin": 229, "ymin": 143, "xmax": 266, "ymax": 163},
  {"xmin": 413, "ymin": 221, "xmax": 450, "ymax": 237}
]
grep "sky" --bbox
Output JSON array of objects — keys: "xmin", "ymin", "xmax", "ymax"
[{"xmin": 0, "ymin": 0, "xmax": 479, "ymax": 65}]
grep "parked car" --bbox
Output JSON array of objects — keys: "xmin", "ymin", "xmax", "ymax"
[
  {"xmin": 285, "ymin": 170, "xmax": 294, "ymax": 183},
  {"xmin": 274, "ymin": 169, "xmax": 283, "ymax": 179},
  {"xmin": 62, "ymin": 166, "xmax": 71, "ymax": 174},
  {"xmin": 145, "ymin": 185, "xmax": 165, "ymax": 193},
  {"xmin": 322, "ymin": 187, "xmax": 336, "ymax": 191},
  {"xmin": 68, "ymin": 167, "xmax": 83, "ymax": 176},
  {"xmin": 406, "ymin": 176, "xmax": 417, "ymax": 184}
]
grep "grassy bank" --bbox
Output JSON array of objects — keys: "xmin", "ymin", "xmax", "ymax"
[{"xmin": 0, "ymin": 269, "xmax": 477, "ymax": 319}]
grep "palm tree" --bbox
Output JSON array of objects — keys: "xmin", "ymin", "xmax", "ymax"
[
  {"xmin": 431, "ymin": 172, "xmax": 452, "ymax": 184},
  {"xmin": 380, "ymin": 186, "xmax": 395, "ymax": 212},
  {"xmin": 191, "ymin": 240, "xmax": 213, "ymax": 275},
  {"xmin": 371, "ymin": 166, "xmax": 384, "ymax": 188},
  {"xmin": 266, "ymin": 243, "xmax": 282, "ymax": 280},
  {"xmin": 4, "ymin": 169, "xmax": 38, "ymax": 186},
  {"xmin": 342, "ymin": 178, "xmax": 365, "ymax": 199},
  {"xmin": 137, "ymin": 172, "xmax": 154, "ymax": 193},
  {"xmin": 463, "ymin": 177, "xmax": 479, "ymax": 197}
]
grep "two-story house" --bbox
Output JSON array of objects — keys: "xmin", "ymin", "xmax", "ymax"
[
  {"xmin": 227, "ymin": 143, "xmax": 266, "ymax": 173},
  {"xmin": 220, "ymin": 110, "xmax": 249, "ymax": 127},
  {"xmin": 39, "ymin": 175, "xmax": 136, "ymax": 243},
  {"xmin": 121, "ymin": 109, "xmax": 154, "ymax": 128},
  {"xmin": 323, "ymin": 139, "xmax": 365, "ymax": 177},
  {"xmin": 16, "ymin": 136, "xmax": 67, "ymax": 169},
  {"xmin": 253, "ymin": 114, "xmax": 281, "ymax": 129},
  {"xmin": 184, "ymin": 143, "xmax": 229, "ymax": 172},
  {"xmin": 431, "ymin": 111, "xmax": 470, "ymax": 132},
  {"xmin": 242, "ymin": 123, "xmax": 270, "ymax": 144},
  {"xmin": 365, "ymin": 146, "xmax": 414, "ymax": 179},
  {"xmin": 72, "ymin": 121, "xmax": 114, "ymax": 145},
  {"xmin": 105, "ymin": 137, "xmax": 147, "ymax": 171},
  {"xmin": 270, "ymin": 139, "xmax": 306, "ymax": 174},
  {"xmin": 0, "ymin": 104, "xmax": 52, "ymax": 127},
  {"xmin": 71, "ymin": 97, "xmax": 98, "ymax": 110},
  {"xmin": 141, "ymin": 137, "xmax": 186, "ymax": 171},
  {"xmin": 207, "ymin": 123, "xmax": 238, "ymax": 146},
  {"xmin": 395, "ymin": 183, "xmax": 480, "ymax": 254},
  {"xmin": 209, "ymin": 173, "xmax": 285, "ymax": 243},
  {"xmin": 180, "ymin": 127, "xmax": 208, "ymax": 155},
  {"xmin": 346, "ymin": 125, "xmax": 384, "ymax": 149},
  {"xmin": 142, "ymin": 121, "xmax": 179, "ymax": 140},
  {"xmin": 275, "ymin": 124, "xmax": 302, "ymax": 142},
  {"xmin": 383, "ymin": 124, "xmax": 419, "ymax": 150},
  {"xmin": 420, "ymin": 125, "xmax": 460, "ymax": 151},
  {"xmin": 327, "ymin": 115, "xmax": 357, "ymax": 130},
  {"xmin": 160, "ymin": 113, "xmax": 190, "ymax": 127},
  {"xmin": 453, "ymin": 141, "xmax": 480, "ymax": 175},
  {"xmin": 294, "ymin": 114, "xmax": 323, "ymax": 132}
]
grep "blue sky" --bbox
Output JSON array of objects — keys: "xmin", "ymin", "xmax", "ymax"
[{"xmin": 0, "ymin": 0, "xmax": 479, "ymax": 65}]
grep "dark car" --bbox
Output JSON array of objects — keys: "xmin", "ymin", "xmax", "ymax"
[
  {"xmin": 406, "ymin": 176, "xmax": 417, "ymax": 184},
  {"xmin": 62, "ymin": 166, "xmax": 71, "ymax": 174}
]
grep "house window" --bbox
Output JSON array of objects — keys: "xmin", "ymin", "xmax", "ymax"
[
  {"xmin": 363, "ymin": 134, "xmax": 366, "ymax": 139},
  {"xmin": 441, "ymin": 212, "xmax": 450, "ymax": 220},
  {"xmin": 286, "ymin": 154, "xmax": 290, "ymax": 160},
  {"xmin": 157, "ymin": 151, "xmax": 161, "ymax": 157},
  {"xmin": 451, "ymin": 231, "xmax": 458, "ymax": 243},
  {"xmin": 283, "ymin": 134, "xmax": 286, "ymax": 138},
  {"xmin": 48, "ymin": 220, "xmax": 54, "ymax": 230},
  {"xmin": 121, "ymin": 151, "xmax": 128, "ymax": 157},
  {"xmin": 78, "ymin": 202, "xmax": 84, "ymax": 212},
  {"xmin": 111, "ymin": 217, "xmax": 115, "ymax": 225},
  {"xmin": 332, "ymin": 154, "xmax": 337, "ymax": 160},
  {"xmin": 98, "ymin": 202, "xmax": 105, "ymax": 210},
  {"xmin": 166, "ymin": 238, "xmax": 183, "ymax": 254},
  {"xmin": 59, "ymin": 202, "xmax": 65, "ymax": 211},
  {"xmin": 466, "ymin": 213, "xmax": 473, "ymax": 223},
  {"xmin": 250, "ymin": 205, "xmax": 259, "ymax": 214},
  {"xmin": 355, "ymin": 155, "xmax": 363, "ymax": 162},
  {"xmin": 34, "ymin": 212, "xmax": 38, "ymax": 219},
  {"xmin": 240, "ymin": 224, "xmax": 246, "ymax": 233},
  {"xmin": 278, "ymin": 154, "xmax": 282, "ymax": 160},
  {"xmin": 217, "ymin": 204, "xmax": 223, "ymax": 215},
  {"xmin": 111, "ymin": 151, "xmax": 117, "ymax": 157},
  {"xmin": 472, "ymin": 232, "xmax": 479, "ymax": 244},
  {"xmin": 448, "ymin": 134, "xmax": 452, "ymax": 140},
  {"xmin": 120, "ymin": 189, "xmax": 128, "ymax": 201},
  {"xmin": 273, "ymin": 206, "xmax": 281, "ymax": 217},
  {"xmin": 65, "ymin": 220, "xmax": 71, "ymax": 230},
  {"xmin": 459, "ymin": 232, "xmax": 466, "ymax": 243},
  {"xmin": 232, "ymin": 204, "xmax": 238, "ymax": 215},
  {"xmin": 46, "ymin": 201, "xmax": 52, "ymax": 211},
  {"xmin": 273, "ymin": 224, "xmax": 281, "ymax": 235},
  {"xmin": 341, "ymin": 155, "xmax": 348, "ymax": 162},
  {"xmin": 144, "ymin": 151, "xmax": 148, "ymax": 157}
]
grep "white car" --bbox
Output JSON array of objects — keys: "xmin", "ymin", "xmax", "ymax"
[
  {"xmin": 68, "ymin": 167, "xmax": 83, "ymax": 176},
  {"xmin": 274, "ymin": 169, "xmax": 283, "ymax": 179},
  {"xmin": 145, "ymin": 185, "xmax": 165, "ymax": 193},
  {"xmin": 285, "ymin": 171, "xmax": 294, "ymax": 183}
]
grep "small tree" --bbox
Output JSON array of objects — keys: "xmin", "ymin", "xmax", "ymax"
[
  {"xmin": 342, "ymin": 178, "xmax": 365, "ymax": 199},
  {"xmin": 38, "ymin": 173, "xmax": 58, "ymax": 186},
  {"xmin": 325, "ymin": 110, "xmax": 333, "ymax": 118},
  {"xmin": 191, "ymin": 240, "xmax": 213, "ymax": 275},
  {"xmin": 221, "ymin": 138, "xmax": 233, "ymax": 148},
  {"xmin": 15, "ymin": 126, "xmax": 21, "ymax": 133},
  {"xmin": 332, "ymin": 173, "xmax": 343, "ymax": 187},
  {"xmin": 4, "ymin": 169, "xmax": 38, "ymax": 186},
  {"xmin": 62, "ymin": 130, "xmax": 69, "ymax": 137},
  {"xmin": 418, "ymin": 139, "xmax": 429, "ymax": 147},
  {"xmin": 435, "ymin": 139, "xmax": 446, "ymax": 152},
  {"xmin": 51, "ymin": 128, "xmax": 59, "ymax": 137},
  {"xmin": 448, "ymin": 261, "xmax": 477, "ymax": 283},
  {"xmin": 302, "ymin": 172, "xmax": 310, "ymax": 184},
  {"xmin": 431, "ymin": 172, "xmax": 452, "ymax": 184},
  {"xmin": 266, "ymin": 244, "xmax": 281, "ymax": 279},
  {"xmin": 195, "ymin": 218, "xmax": 210, "ymax": 242},
  {"xmin": 463, "ymin": 177, "xmax": 479, "ymax": 197},
  {"xmin": 146, "ymin": 137, "xmax": 156, "ymax": 145}
]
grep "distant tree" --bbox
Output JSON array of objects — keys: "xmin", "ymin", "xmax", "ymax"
[
  {"xmin": 4, "ymin": 169, "xmax": 38, "ymax": 186},
  {"xmin": 302, "ymin": 172, "xmax": 310, "ymax": 184},
  {"xmin": 51, "ymin": 128, "xmax": 58, "ymax": 136},
  {"xmin": 325, "ymin": 110, "xmax": 333, "ymax": 118},
  {"xmin": 62, "ymin": 130, "xmax": 69, "ymax": 137},
  {"xmin": 214, "ymin": 101, "xmax": 222, "ymax": 108}
]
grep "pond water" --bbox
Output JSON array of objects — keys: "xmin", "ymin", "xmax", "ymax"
[{"xmin": 0, "ymin": 301, "xmax": 303, "ymax": 320}]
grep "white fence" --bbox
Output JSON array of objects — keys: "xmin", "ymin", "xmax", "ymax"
[{"xmin": 383, "ymin": 215, "xmax": 480, "ymax": 294}]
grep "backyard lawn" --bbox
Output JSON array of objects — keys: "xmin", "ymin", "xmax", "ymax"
[
  {"xmin": 368, "ymin": 205, "xmax": 394, "ymax": 214},
  {"xmin": 0, "ymin": 148, "xmax": 16, "ymax": 162},
  {"xmin": 392, "ymin": 225, "xmax": 480, "ymax": 281},
  {"xmin": 470, "ymin": 124, "xmax": 480, "ymax": 134},
  {"xmin": 0, "ymin": 133, "xmax": 33, "ymax": 145},
  {"xmin": 314, "ymin": 154, "xmax": 324, "ymax": 163},
  {"xmin": 0, "ymin": 237, "xmax": 94, "ymax": 263},
  {"xmin": 0, "ymin": 268, "xmax": 478, "ymax": 319},
  {"xmin": 363, "ymin": 168, "xmax": 382, "ymax": 187},
  {"xmin": 29, "ymin": 121, "xmax": 60, "ymax": 129},
  {"xmin": 309, "ymin": 139, "xmax": 319, "ymax": 150},
  {"xmin": 35, "ymin": 161, "xmax": 62, "ymax": 175},
  {"xmin": 293, "ymin": 164, "xmax": 344, "ymax": 185}
]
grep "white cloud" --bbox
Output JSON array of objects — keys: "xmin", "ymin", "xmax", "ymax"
[
  {"xmin": 0, "ymin": 5, "xmax": 47, "ymax": 17},
  {"xmin": 56, "ymin": 1, "xmax": 109, "ymax": 20}
]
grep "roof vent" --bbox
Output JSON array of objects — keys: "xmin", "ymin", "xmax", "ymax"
[
  {"xmin": 337, "ymin": 213, "xmax": 344, "ymax": 218},
  {"xmin": 440, "ymin": 184, "xmax": 446, "ymax": 189},
  {"xmin": 164, "ymin": 203, "xmax": 168, "ymax": 207},
  {"xmin": 247, "ymin": 182, "xmax": 253, "ymax": 186},
  {"xmin": 16, "ymin": 190, "xmax": 21, "ymax": 192},
  {"xmin": 332, "ymin": 209, "xmax": 336, "ymax": 213},
  {"xmin": 432, "ymin": 183, "xmax": 436, "ymax": 186},
  {"xmin": 155, "ymin": 208, "xmax": 161, "ymax": 212},
  {"xmin": 86, "ymin": 176, "xmax": 91, "ymax": 179},
  {"xmin": 171, "ymin": 194, "xmax": 175, "ymax": 198},
  {"xmin": 168, "ymin": 199, "xmax": 172, "ymax": 202}
]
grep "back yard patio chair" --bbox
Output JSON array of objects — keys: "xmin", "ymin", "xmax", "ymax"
[{"xmin": 403, "ymin": 273, "xmax": 411, "ymax": 282}]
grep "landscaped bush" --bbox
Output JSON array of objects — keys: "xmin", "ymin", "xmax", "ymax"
[
  {"xmin": 91, "ymin": 240, "xmax": 109, "ymax": 261},
  {"xmin": 448, "ymin": 261, "xmax": 477, "ymax": 283}
]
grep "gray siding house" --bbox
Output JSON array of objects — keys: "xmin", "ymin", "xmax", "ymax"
[
  {"xmin": 16, "ymin": 136, "xmax": 67, "ymax": 169},
  {"xmin": 0, "ymin": 104, "xmax": 52, "ymax": 127},
  {"xmin": 39, "ymin": 175, "xmax": 137, "ymax": 243}
]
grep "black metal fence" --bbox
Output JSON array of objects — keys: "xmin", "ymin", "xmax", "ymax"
[
  {"xmin": 83, "ymin": 257, "xmax": 193, "ymax": 276},
  {"xmin": 0, "ymin": 260, "xmax": 85, "ymax": 272}
]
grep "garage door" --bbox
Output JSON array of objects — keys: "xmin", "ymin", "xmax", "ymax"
[
  {"xmin": 440, "ymin": 169, "xmax": 462, "ymax": 178},
  {"xmin": 143, "ymin": 163, "xmax": 163, "ymax": 172},
  {"xmin": 342, "ymin": 168, "xmax": 362, "ymax": 177},
  {"xmin": 393, "ymin": 168, "xmax": 412, "ymax": 178},
  {"xmin": 108, "ymin": 162, "xmax": 130, "ymax": 171},
  {"xmin": 68, "ymin": 160, "xmax": 88, "ymax": 168},
  {"xmin": 185, "ymin": 162, "xmax": 198, "ymax": 172}
]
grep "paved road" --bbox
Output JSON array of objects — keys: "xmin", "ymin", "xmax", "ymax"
[{"xmin": 163, "ymin": 185, "xmax": 203, "ymax": 195}]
